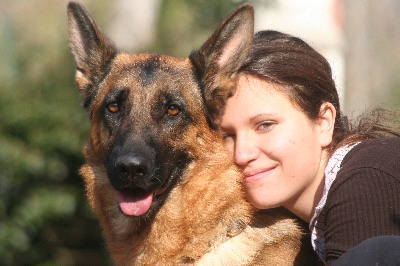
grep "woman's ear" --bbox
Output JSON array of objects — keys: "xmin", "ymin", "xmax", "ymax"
[{"xmin": 317, "ymin": 102, "xmax": 336, "ymax": 147}]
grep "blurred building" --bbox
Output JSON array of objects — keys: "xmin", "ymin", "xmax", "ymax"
[
  {"xmin": 254, "ymin": 0, "xmax": 345, "ymax": 110},
  {"xmin": 254, "ymin": 0, "xmax": 400, "ymax": 116},
  {"xmin": 107, "ymin": 0, "xmax": 162, "ymax": 52},
  {"xmin": 344, "ymin": 0, "xmax": 400, "ymax": 117}
]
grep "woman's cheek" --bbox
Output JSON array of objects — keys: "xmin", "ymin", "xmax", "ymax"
[{"xmin": 223, "ymin": 136, "xmax": 235, "ymax": 156}]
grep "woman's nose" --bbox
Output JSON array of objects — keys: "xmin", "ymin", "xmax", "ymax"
[{"xmin": 234, "ymin": 133, "xmax": 259, "ymax": 166}]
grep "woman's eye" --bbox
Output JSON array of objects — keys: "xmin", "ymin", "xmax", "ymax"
[
  {"xmin": 166, "ymin": 104, "xmax": 180, "ymax": 116},
  {"xmin": 222, "ymin": 133, "xmax": 235, "ymax": 142},
  {"xmin": 107, "ymin": 103, "xmax": 120, "ymax": 113},
  {"xmin": 257, "ymin": 121, "xmax": 275, "ymax": 131}
]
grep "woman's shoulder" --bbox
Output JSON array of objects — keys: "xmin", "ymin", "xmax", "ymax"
[
  {"xmin": 340, "ymin": 137, "xmax": 400, "ymax": 177},
  {"xmin": 323, "ymin": 138, "xmax": 400, "ymax": 264}
]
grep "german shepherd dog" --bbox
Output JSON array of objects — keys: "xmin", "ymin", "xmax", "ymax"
[{"xmin": 68, "ymin": 2, "xmax": 316, "ymax": 265}]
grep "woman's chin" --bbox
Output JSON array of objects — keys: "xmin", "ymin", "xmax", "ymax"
[{"xmin": 245, "ymin": 192, "xmax": 281, "ymax": 210}]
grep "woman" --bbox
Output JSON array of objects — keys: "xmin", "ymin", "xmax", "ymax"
[{"xmin": 220, "ymin": 30, "xmax": 400, "ymax": 265}]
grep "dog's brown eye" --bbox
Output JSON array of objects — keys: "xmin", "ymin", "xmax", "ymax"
[
  {"xmin": 167, "ymin": 104, "xmax": 180, "ymax": 116},
  {"xmin": 108, "ymin": 103, "xmax": 120, "ymax": 113}
]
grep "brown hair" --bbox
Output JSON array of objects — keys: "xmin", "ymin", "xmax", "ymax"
[{"xmin": 239, "ymin": 30, "xmax": 400, "ymax": 153}]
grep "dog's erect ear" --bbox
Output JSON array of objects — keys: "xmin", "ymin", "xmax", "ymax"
[
  {"xmin": 67, "ymin": 2, "xmax": 118, "ymax": 108},
  {"xmin": 190, "ymin": 4, "xmax": 254, "ymax": 128}
]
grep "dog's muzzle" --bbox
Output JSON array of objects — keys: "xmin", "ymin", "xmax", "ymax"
[{"xmin": 106, "ymin": 147, "xmax": 162, "ymax": 216}]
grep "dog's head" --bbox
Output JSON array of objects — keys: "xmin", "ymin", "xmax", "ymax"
[{"xmin": 67, "ymin": 2, "xmax": 253, "ymax": 219}]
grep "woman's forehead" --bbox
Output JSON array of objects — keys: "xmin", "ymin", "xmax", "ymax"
[{"xmin": 235, "ymin": 74, "xmax": 305, "ymax": 112}]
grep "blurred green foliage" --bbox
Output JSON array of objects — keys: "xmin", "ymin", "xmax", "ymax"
[
  {"xmin": 0, "ymin": 1, "xmax": 111, "ymax": 264},
  {"xmin": 0, "ymin": 0, "xmax": 260, "ymax": 265},
  {"xmin": 151, "ymin": 0, "xmax": 249, "ymax": 56}
]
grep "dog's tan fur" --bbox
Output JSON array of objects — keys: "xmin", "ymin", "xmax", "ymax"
[{"xmin": 67, "ymin": 2, "xmax": 317, "ymax": 265}]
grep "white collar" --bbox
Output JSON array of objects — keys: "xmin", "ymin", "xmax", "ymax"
[{"xmin": 309, "ymin": 143, "xmax": 359, "ymax": 259}]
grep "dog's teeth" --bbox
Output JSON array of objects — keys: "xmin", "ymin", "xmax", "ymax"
[{"xmin": 154, "ymin": 186, "xmax": 168, "ymax": 197}]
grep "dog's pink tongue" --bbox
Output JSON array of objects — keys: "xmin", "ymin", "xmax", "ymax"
[{"xmin": 118, "ymin": 190, "xmax": 153, "ymax": 216}]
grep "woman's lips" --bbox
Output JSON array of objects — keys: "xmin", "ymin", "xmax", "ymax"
[{"xmin": 243, "ymin": 167, "xmax": 276, "ymax": 184}]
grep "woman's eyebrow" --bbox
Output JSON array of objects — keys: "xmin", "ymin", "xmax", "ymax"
[{"xmin": 248, "ymin": 112, "xmax": 277, "ymax": 123}]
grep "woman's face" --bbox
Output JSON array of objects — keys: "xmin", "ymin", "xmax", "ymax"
[{"xmin": 221, "ymin": 75, "xmax": 332, "ymax": 216}]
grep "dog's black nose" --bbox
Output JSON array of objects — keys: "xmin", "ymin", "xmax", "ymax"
[{"xmin": 115, "ymin": 153, "xmax": 149, "ymax": 180}]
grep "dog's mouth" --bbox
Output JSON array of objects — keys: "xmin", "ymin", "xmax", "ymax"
[
  {"xmin": 117, "ymin": 185, "xmax": 169, "ymax": 217},
  {"xmin": 111, "ymin": 155, "xmax": 191, "ymax": 217}
]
